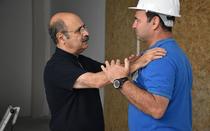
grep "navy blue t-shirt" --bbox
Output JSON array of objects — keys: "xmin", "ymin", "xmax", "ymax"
[{"xmin": 44, "ymin": 48, "xmax": 104, "ymax": 131}]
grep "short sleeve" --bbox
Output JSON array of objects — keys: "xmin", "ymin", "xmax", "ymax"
[
  {"xmin": 140, "ymin": 58, "xmax": 176, "ymax": 100},
  {"xmin": 45, "ymin": 62, "xmax": 86, "ymax": 91}
]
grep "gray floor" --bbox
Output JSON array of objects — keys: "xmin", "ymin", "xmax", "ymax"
[{"xmin": 4, "ymin": 117, "xmax": 50, "ymax": 131}]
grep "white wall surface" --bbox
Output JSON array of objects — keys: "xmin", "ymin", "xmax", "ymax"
[
  {"xmin": 0, "ymin": 0, "xmax": 32, "ymax": 116},
  {"xmin": 31, "ymin": 0, "xmax": 51, "ymax": 117}
]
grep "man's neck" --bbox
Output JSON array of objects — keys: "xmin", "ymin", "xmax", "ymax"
[
  {"xmin": 147, "ymin": 32, "xmax": 173, "ymax": 47},
  {"xmin": 56, "ymin": 45, "xmax": 79, "ymax": 57}
]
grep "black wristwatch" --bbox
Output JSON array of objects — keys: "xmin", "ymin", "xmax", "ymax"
[{"xmin": 113, "ymin": 77, "xmax": 129, "ymax": 89}]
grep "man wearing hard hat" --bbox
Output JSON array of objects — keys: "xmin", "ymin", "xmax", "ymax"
[{"xmin": 101, "ymin": 0, "xmax": 193, "ymax": 131}]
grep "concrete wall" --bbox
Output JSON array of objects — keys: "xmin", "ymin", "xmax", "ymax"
[
  {"xmin": 0, "ymin": 0, "xmax": 32, "ymax": 116},
  {"xmin": 0, "ymin": 0, "xmax": 51, "ymax": 117},
  {"xmin": 0, "ymin": 0, "xmax": 105, "ymax": 118},
  {"xmin": 31, "ymin": 0, "xmax": 51, "ymax": 117}
]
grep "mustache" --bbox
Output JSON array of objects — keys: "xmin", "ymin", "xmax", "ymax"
[{"xmin": 82, "ymin": 35, "xmax": 89, "ymax": 42}]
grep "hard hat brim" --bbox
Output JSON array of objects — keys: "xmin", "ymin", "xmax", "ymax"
[
  {"xmin": 128, "ymin": 6, "xmax": 181, "ymax": 17},
  {"xmin": 128, "ymin": 7, "xmax": 140, "ymax": 10}
]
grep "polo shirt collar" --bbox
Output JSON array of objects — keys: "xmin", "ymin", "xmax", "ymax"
[
  {"xmin": 149, "ymin": 38, "xmax": 175, "ymax": 49},
  {"xmin": 55, "ymin": 47, "xmax": 78, "ymax": 60}
]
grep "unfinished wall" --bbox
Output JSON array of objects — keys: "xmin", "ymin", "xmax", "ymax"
[
  {"xmin": 174, "ymin": 0, "xmax": 210, "ymax": 130},
  {"xmin": 105, "ymin": 0, "xmax": 210, "ymax": 131},
  {"xmin": 105, "ymin": 0, "xmax": 136, "ymax": 130}
]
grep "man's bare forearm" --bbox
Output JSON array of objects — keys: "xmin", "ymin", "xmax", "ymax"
[
  {"xmin": 120, "ymin": 80, "xmax": 169, "ymax": 119},
  {"xmin": 74, "ymin": 71, "xmax": 110, "ymax": 88}
]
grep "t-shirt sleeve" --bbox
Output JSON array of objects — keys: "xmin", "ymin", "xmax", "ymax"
[
  {"xmin": 52, "ymin": 63, "xmax": 86, "ymax": 91},
  {"xmin": 140, "ymin": 58, "xmax": 176, "ymax": 100}
]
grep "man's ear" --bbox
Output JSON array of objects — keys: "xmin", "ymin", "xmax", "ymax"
[
  {"xmin": 152, "ymin": 16, "xmax": 160, "ymax": 30},
  {"xmin": 56, "ymin": 32, "xmax": 66, "ymax": 44}
]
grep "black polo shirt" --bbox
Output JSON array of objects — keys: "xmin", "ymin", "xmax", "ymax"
[{"xmin": 44, "ymin": 48, "xmax": 104, "ymax": 131}]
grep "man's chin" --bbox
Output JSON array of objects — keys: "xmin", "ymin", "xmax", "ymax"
[{"xmin": 82, "ymin": 42, "xmax": 88, "ymax": 48}]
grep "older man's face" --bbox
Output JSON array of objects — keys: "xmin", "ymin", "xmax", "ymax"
[{"xmin": 64, "ymin": 15, "xmax": 90, "ymax": 55}]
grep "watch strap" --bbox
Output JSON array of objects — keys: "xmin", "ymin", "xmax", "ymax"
[{"xmin": 114, "ymin": 77, "xmax": 129, "ymax": 89}]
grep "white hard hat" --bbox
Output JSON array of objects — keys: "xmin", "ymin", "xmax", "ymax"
[
  {"xmin": 128, "ymin": 0, "xmax": 181, "ymax": 27},
  {"xmin": 128, "ymin": 0, "xmax": 181, "ymax": 17}
]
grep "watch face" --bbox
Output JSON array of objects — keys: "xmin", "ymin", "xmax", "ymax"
[{"xmin": 113, "ymin": 80, "xmax": 120, "ymax": 89}]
